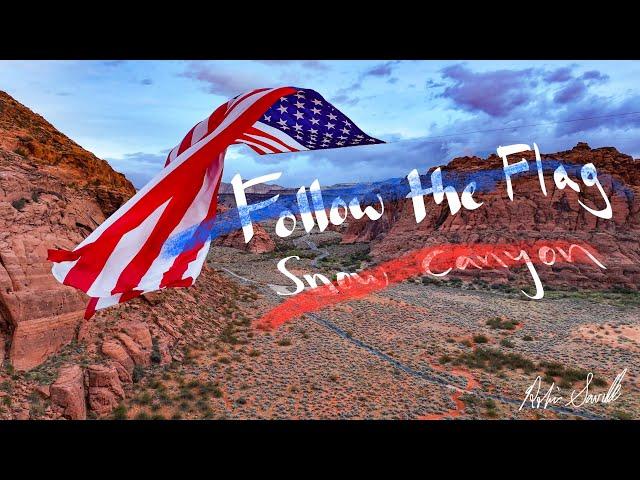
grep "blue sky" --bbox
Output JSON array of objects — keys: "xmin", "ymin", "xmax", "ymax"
[{"xmin": 1, "ymin": 60, "xmax": 639, "ymax": 188}]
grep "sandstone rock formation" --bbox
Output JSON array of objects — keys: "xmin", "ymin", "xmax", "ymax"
[
  {"xmin": 0, "ymin": 91, "xmax": 136, "ymax": 370},
  {"xmin": 212, "ymin": 205, "xmax": 276, "ymax": 253},
  {"xmin": 50, "ymin": 364, "xmax": 86, "ymax": 420},
  {"xmin": 343, "ymin": 143, "xmax": 640, "ymax": 291},
  {"xmin": 213, "ymin": 223, "xmax": 276, "ymax": 254},
  {"xmin": 86, "ymin": 364, "xmax": 125, "ymax": 416}
]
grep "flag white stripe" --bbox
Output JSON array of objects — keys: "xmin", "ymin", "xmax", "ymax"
[
  {"xmin": 237, "ymin": 139, "xmax": 277, "ymax": 154},
  {"xmin": 51, "ymin": 258, "xmax": 79, "ymax": 284},
  {"xmin": 96, "ymin": 294, "xmax": 122, "ymax": 310},
  {"xmin": 169, "ymin": 146, "xmax": 178, "ymax": 163},
  {"xmin": 181, "ymin": 239, "xmax": 211, "ymax": 282},
  {"xmin": 191, "ymin": 119, "xmax": 210, "ymax": 146},
  {"xmin": 86, "ymin": 198, "xmax": 172, "ymax": 297},
  {"xmin": 74, "ymin": 90, "xmax": 275, "ymax": 249},
  {"xmin": 136, "ymin": 152, "xmax": 223, "ymax": 293},
  {"xmin": 243, "ymin": 133, "xmax": 294, "ymax": 152},
  {"xmin": 253, "ymin": 122, "xmax": 309, "ymax": 151}
]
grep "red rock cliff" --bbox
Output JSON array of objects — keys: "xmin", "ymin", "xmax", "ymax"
[
  {"xmin": 343, "ymin": 143, "xmax": 640, "ymax": 291},
  {"xmin": 0, "ymin": 91, "xmax": 136, "ymax": 370}
]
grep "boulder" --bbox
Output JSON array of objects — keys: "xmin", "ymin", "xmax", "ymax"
[
  {"xmin": 101, "ymin": 339, "xmax": 134, "ymax": 375},
  {"xmin": 50, "ymin": 364, "xmax": 86, "ymax": 420},
  {"xmin": 86, "ymin": 364, "xmax": 124, "ymax": 415}
]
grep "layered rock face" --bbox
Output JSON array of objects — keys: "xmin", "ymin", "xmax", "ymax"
[
  {"xmin": 344, "ymin": 143, "xmax": 640, "ymax": 291},
  {"xmin": 213, "ymin": 223, "xmax": 276, "ymax": 254},
  {"xmin": 0, "ymin": 91, "xmax": 136, "ymax": 370},
  {"xmin": 212, "ymin": 204, "xmax": 276, "ymax": 253}
]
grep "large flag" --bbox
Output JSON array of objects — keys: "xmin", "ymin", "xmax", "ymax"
[{"xmin": 48, "ymin": 87, "xmax": 384, "ymax": 319}]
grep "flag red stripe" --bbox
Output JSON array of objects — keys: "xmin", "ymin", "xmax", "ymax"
[{"xmin": 60, "ymin": 87, "xmax": 295, "ymax": 296}]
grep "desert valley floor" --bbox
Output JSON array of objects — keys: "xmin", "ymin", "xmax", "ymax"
[
  {"xmin": 114, "ymin": 223, "xmax": 640, "ymax": 420},
  {"xmin": 2, "ymin": 221, "xmax": 639, "ymax": 420}
]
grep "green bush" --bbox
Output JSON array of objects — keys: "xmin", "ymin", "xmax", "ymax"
[
  {"xmin": 500, "ymin": 338, "xmax": 514, "ymax": 348},
  {"xmin": 11, "ymin": 198, "xmax": 28, "ymax": 211},
  {"xmin": 150, "ymin": 337, "xmax": 162, "ymax": 364},
  {"xmin": 454, "ymin": 348, "xmax": 536, "ymax": 373},
  {"xmin": 132, "ymin": 365, "xmax": 145, "ymax": 383},
  {"xmin": 112, "ymin": 404, "xmax": 127, "ymax": 420},
  {"xmin": 13, "ymin": 146, "xmax": 29, "ymax": 157},
  {"xmin": 486, "ymin": 317, "xmax": 519, "ymax": 330}
]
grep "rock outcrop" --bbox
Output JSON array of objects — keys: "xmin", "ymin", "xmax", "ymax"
[
  {"xmin": 0, "ymin": 91, "xmax": 136, "ymax": 370},
  {"xmin": 50, "ymin": 364, "xmax": 86, "ymax": 420},
  {"xmin": 86, "ymin": 364, "xmax": 125, "ymax": 416},
  {"xmin": 212, "ymin": 205, "xmax": 276, "ymax": 253},
  {"xmin": 343, "ymin": 143, "xmax": 640, "ymax": 291},
  {"xmin": 213, "ymin": 223, "xmax": 276, "ymax": 253}
]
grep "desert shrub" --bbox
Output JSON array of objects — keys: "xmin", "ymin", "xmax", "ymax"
[
  {"xmin": 0, "ymin": 380, "xmax": 12, "ymax": 393},
  {"xmin": 522, "ymin": 335, "xmax": 534, "ymax": 341},
  {"xmin": 486, "ymin": 317, "xmax": 519, "ymax": 330},
  {"xmin": 612, "ymin": 410, "xmax": 633, "ymax": 420},
  {"xmin": 439, "ymin": 355, "xmax": 452, "ymax": 364},
  {"xmin": 473, "ymin": 334, "xmax": 489, "ymax": 344},
  {"xmin": 150, "ymin": 337, "xmax": 162, "ymax": 364},
  {"xmin": 277, "ymin": 338, "xmax": 292, "ymax": 346},
  {"xmin": 219, "ymin": 324, "xmax": 239, "ymax": 345},
  {"xmin": 13, "ymin": 146, "xmax": 29, "ymax": 157},
  {"xmin": 179, "ymin": 388, "xmax": 195, "ymax": 401},
  {"xmin": 112, "ymin": 404, "xmax": 127, "ymax": 420},
  {"xmin": 132, "ymin": 365, "xmax": 145, "ymax": 383},
  {"xmin": 500, "ymin": 338, "xmax": 514, "ymax": 348},
  {"xmin": 136, "ymin": 392, "xmax": 152, "ymax": 405},
  {"xmin": 454, "ymin": 348, "xmax": 535, "ymax": 373},
  {"xmin": 484, "ymin": 398, "xmax": 496, "ymax": 409},
  {"xmin": 11, "ymin": 198, "xmax": 28, "ymax": 211}
]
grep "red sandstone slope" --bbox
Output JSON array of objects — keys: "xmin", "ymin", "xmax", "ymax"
[
  {"xmin": 0, "ymin": 91, "xmax": 136, "ymax": 371},
  {"xmin": 343, "ymin": 143, "xmax": 640, "ymax": 291}
]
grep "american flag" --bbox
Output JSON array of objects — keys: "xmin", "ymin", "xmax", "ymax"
[{"xmin": 47, "ymin": 86, "xmax": 384, "ymax": 319}]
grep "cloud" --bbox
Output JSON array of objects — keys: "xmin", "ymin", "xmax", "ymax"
[
  {"xmin": 254, "ymin": 60, "xmax": 330, "ymax": 71},
  {"xmin": 100, "ymin": 60, "xmax": 126, "ymax": 67},
  {"xmin": 106, "ymin": 151, "xmax": 166, "ymax": 189},
  {"xmin": 553, "ymin": 94, "xmax": 640, "ymax": 136},
  {"xmin": 363, "ymin": 60, "xmax": 401, "ymax": 78},
  {"xmin": 553, "ymin": 79, "xmax": 587, "ymax": 104},
  {"xmin": 181, "ymin": 62, "xmax": 263, "ymax": 97},
  {"xmin": 439, "ymin": 64, "xmax": 536, "ymax": 117},
  {"xmin": 581, "ymin": 70, "xmax": 609, "ymax": 82},
  {"xmin": 331, "ymin": 93, "xmax": 360, "ymax": 106},
  {"xmin": 330, "ymin": 61, "xmax": 402, "ymax": 107},
  {"xmin": 544, "ymin": 67, "xmax": 573, "ymax": 83}
]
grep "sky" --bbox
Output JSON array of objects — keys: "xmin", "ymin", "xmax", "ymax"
[{"xmin": 0, "ymin": 60, "xmax": 639, "ymax": 189}]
